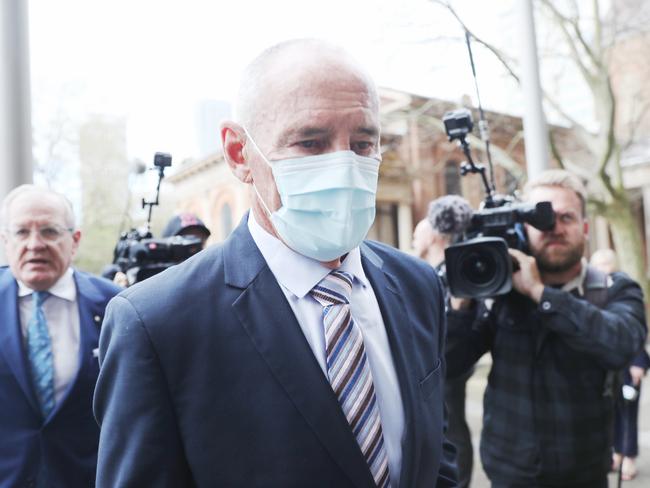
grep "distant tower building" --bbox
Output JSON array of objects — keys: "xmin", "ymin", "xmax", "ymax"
[{"xmin": 195, "ymin": 100, "xmax": 231, "ymax": 158}]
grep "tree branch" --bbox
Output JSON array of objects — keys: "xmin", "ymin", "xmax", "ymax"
[{"xmin": 539, "ymin": 0, "xmax": 597, "ymax": 85}]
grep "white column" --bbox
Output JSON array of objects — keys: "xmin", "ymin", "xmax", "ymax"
[
  {"xmin": 397, "ymin": 203, "xmax": 412, "ymax": 252},
  {"xmin": 517, "ymin": 0, "xmax": 549, "ymax": 179},
  {"xmin": 0, "ymin": 0, "xmax": 32, "ymax": 263}
]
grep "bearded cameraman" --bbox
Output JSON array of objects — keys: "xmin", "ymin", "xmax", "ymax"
[{"xmin": 446, "ymin": 169, "xmax": 646, "ymax": 488}]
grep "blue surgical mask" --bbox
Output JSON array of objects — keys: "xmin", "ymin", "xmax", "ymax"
[{"xmin": 245, "ymin": 129, "xmax": 380, "ymax": 261}]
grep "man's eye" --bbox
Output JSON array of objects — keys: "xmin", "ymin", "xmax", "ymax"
[
  {"xmin": 40, "ymin": 227, "xmax": 61, "ymax": 239},
  {"xmin": 352, "ymin": 141, "xmax": 374, "ymax": 153},
  {"xmin": 14, "ymin": 228, "xmax": 30, "ymax": 239},
  {"xmin": 558, "ymin": 213, "xmax": 577, "ymax": 224},
  {"xmin": 298, "ymin": 140, "xmax": 317, "ymax": 149}
]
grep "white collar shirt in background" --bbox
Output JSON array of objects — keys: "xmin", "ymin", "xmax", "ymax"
[
  {"xmin": 18, "ymin": 267, "xmax": 80, "ymax": 405},
  {"xmin": 248, "ymin": 213, "xmax": 405, "ymax": 487}
]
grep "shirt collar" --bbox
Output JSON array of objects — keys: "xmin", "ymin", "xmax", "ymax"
[
  {"xmin": 18, "ymin": 267, "xmax": 77, "ymax": 301},
  {"xmin": 560, "ymin": 258, "xmax": 588, "ymax": 296},
  {"xmin": 247, "ymin": 212, "xmax": 368, "ymax": 298}
]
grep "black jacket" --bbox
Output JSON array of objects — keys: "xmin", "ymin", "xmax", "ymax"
[{"xmin": 446, "ymin": 267, "xmax": 646, "ymax": 486}]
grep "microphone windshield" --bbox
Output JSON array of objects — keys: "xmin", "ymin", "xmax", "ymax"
[{"xmin": 427, "ymin": 195, "xmax": 473, "ymax": 237}]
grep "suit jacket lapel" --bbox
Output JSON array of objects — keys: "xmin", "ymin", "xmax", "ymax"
[
  {"xmin": 360, "ymin": 244, "xmax": 420, "ymax": 488},
  {"xmin": 0, "ymin": 270, "xmax": 40, "ymax": 413},
  {"xmin": 225, "ymin": 217, "xmax": 377, "ymax": 488}
]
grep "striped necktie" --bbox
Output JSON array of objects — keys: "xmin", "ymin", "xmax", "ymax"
[
  {"xmin": 310, "ymin": 270, "xmax": 390, "ymax": 488},
  {"xmin": 26, "ymin": 291, "xmax": 55, "ymax": 419}
]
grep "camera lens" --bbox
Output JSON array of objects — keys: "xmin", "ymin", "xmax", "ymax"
[
  {"xmin": 460, "ymin": 251, "xmax": 497, "ymax": 286},
  {"xmin": 444, "ymin": 236, "xmax": 513, "ymax": 298}
]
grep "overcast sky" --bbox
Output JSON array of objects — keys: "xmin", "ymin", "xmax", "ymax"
[{"xmin": 29, "ymin": 0, "xmax": 532, "ymax": 167}]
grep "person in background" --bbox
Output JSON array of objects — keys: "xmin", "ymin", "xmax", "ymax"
[
  {"xmin": 0, "ymin": 184, "xmax": 121, "ymax": 487},
  {"xmin": 590, "ymin": 248, "xmax": 650, "ymax": 481},
  {"xmin": 413, "ymin": 195, "xmax": 475, "ymax": 488},
  {"xmin": 94, "ymin": 38, "xmax": 457, "ymax": 487},
  {"xmin": 161, "ymin": 212, "xmax": 212, "ymax": 248},
  {"xmin": 446, "ymin": 169, "xmax": 647, "ymax": 487}
]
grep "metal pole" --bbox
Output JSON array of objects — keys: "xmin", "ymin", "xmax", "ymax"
[
  {"xmin": 0, "ymin": 0, "xmax": 32, "ymax": 263},
  {"xmin": 1, "ymin": 0, "xmax": 33, "ymax": 197},
  {"xmin": 517, "ymin": 0, "xmax": 549, "ymax": 179}
]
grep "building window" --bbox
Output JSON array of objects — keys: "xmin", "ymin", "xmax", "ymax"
[
  {"xmin": 220, "ymin": 203, "xmax": 233, "ymax": 239},
  {"xmin": 445, "ymin": 160, "xmax": 461, "ymax": 195}
]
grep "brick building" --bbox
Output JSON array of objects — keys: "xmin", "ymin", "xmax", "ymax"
[{"xmin": 165, "ymin": 87, "xmax": 589, "ymax": 252}]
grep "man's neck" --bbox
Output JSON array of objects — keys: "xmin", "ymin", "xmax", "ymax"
[{"xmin": 540, "ymin": 261, "xmax": 583, "ymax": 287}]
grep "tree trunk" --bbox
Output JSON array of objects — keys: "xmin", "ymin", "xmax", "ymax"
[{"xmin": 603, "ymin": 199, "xmax": 650, "ymax": 301}]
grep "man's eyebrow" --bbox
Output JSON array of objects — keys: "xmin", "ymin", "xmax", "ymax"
[
  {"xmin": 277, "ymin": 127, "xmax": 331, "ymax": 146},
  {"xmin": 355, "ymin": 126, "xmax": 379, "ymax": 138}
]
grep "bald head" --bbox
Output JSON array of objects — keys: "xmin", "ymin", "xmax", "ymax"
[{"xmin": 235, "ymin": 39, "xmax": 379, "ymax": 137}]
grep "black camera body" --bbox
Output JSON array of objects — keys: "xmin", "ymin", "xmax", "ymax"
[
  {"xmin": 113, "ymin": 229, "xmax": 203, "ymax": 285},
  {"xmin": 445, "ymin": 201, "xmax": 555, "ymax": 298},
  {"xmin": 441, "ymin": 109, "xmax": 556, "ymax": 298},
  {"xmin": 109, "ymin": 152, "xmax": 203, "ymax": 286}
]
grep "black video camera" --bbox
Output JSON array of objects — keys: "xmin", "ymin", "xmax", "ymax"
[
  {"xmin": 441, "ymin": 110, "xmax": 555, "ymax": 298},
  {"xmin": 112, "ymin": 230, "xmax": 203, "ymax": 285},
  {"xmin": 110, "ymin": 152, "xmax": 203, "ymax": 286}
]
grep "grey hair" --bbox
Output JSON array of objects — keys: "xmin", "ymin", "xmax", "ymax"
[
  {"xmin": 234, "ymin": 38, "xmax": 379, "ymax": 136},
  {"xmin": 523, "ymin": 169, "xmax": 587, "ymax": 216},
  {"xmin": 1, "ymin": 184, "xmax": 76, "ymax": 229},
  {"xmin": 427, "ymin": 195, "xmax": 474, "ymax": 240}
]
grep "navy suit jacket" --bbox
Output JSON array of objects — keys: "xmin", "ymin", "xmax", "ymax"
[
  {"xmin": 95, "ymin": 219, "xmax": 457, "ymax": 487},
  {"xmin": 0, "ymin": 267, "xmax": 121, "ymax": 488}
]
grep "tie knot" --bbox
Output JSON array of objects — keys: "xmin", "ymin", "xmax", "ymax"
[
  {"xmin": 32, "ymin": 291, "xmax": 50, "ymax": 307},
  {"xmin": 310, "ymin": 270, "xmax": 353, "ymax": 307}
]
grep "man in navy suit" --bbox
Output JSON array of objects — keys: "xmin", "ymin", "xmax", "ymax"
[
  {"xmin": 0, "ymin": 185, "xmax": 121, "ymax": 487},
  {"xmin": 95, "ymin": 39, "xmax": 457, "ymax": 487}
]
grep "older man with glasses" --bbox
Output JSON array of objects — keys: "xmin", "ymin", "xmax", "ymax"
[{"xmin": 0, "ymin": 184, "xmax": 121, "ymax": 488}]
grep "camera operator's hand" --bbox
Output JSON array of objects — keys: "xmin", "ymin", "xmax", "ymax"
[
  {"xmin": 113, "ymin": 271, "xmax": 128, "ymax": 288},
  {"xmin": 630, "ymin": 365, "xmax": 646, "ymax": 387},
  {"xmin": 509, "ymin": 249, "xmax": 544, "ymax": 303},
  {"xmin": 450, "ymin": 296, "xmax": 473, "ymax": 311}
]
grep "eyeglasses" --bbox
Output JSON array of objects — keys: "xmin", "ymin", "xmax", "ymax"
[{"xmin": 4, "ymin": 224, "xmax": 74, "ymax": 243}]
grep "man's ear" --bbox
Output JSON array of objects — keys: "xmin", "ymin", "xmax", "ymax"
[
  {"xmin": 71, "ymin": 230, "xmax": 82, "ymax": 257},
  {"xmin": 221, "ymin": 121, "xmax": 252, "ymax": 184}
]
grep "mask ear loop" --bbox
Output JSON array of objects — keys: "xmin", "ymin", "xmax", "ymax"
[{"xmin": 242, "ymin": 125, "xmax": 275, "ymax": 220}]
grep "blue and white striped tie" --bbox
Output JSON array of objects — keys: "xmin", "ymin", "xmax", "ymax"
[
  {"xmin": 311, "ymin": 270, "xmax": 390, "ymax": 488},
  {"xmin": 26, "ymin": 291, "xmax": 55, "ymax": 419}
]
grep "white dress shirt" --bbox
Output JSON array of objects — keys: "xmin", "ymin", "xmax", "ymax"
[
  {"xmin": 18, "ymin": 268, "xmax": 80, "ymax": 405},
  {"xmin": 248, "ymin": 213, "xmax": 405, "ymax": 486}
]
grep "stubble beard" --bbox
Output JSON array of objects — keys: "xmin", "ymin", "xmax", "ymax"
[{"xmin": 534, "ymin": 241, "xmax": 585, "ymax": 274}]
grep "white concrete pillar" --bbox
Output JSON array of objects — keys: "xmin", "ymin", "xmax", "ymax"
[
  {"xmin": 517, "ymin": 0, "xmax": 550, "ymax": 179},
  {"xmin": 1, "ymin": 0, "xmax": 32, "ymax": 264},
  {"xmin": 397, "ymin": 203, "xmax": 413, "ymax": 252}
]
